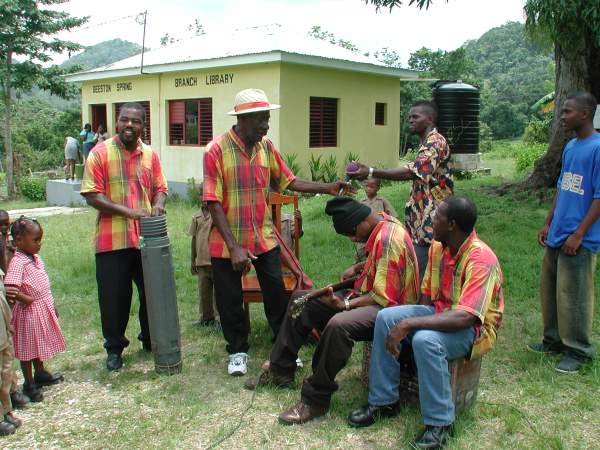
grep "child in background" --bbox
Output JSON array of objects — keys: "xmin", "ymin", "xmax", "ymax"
[
  {"xmin": 361, "ymin": 178, "xmax": 397, "ymax": 217},
  {"xmin": 4, "ymin": 217, "xmax": 65, "ymax": 402},
  {"xmin": 189, "ymin": 184, "xmax": 219, "ymax": 327},
  {"xmin": 355, "ymin": 178, "xmax": 398, "ymax": 262},
  {"xmin": 0, "ymin": 239, "xmax": 22, "ymax": 436}
]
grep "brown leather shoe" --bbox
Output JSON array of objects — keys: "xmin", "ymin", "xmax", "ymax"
[
  {"xmin": 243, "ymin": 370, "xmax": 293, "ymax": 390},
  {"xmin": 278, "ymin": 401, "xmax": 327, "ymax": 425}
]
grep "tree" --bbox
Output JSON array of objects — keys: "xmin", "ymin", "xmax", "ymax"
[
  {"xmin": 365, "ymin": 0, "xmax": 600, "ymax": 190},
  {"xmin": 308, "ymin": 26, "xmax": 362, "ymax": 54},
  {"xmin": 0, "ymin": 0, "xmax": 86, "ymax": 197},
  {"xmin": 160, "ymin": 20, "xmax": 205, "ymax": 46}
]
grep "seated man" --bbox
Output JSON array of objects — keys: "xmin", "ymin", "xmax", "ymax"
[
  {"xmin": 348, "ymin": 196, "xmax": 504, "ymax": 449},
  {"xmin": 245, "ymin": 196, "xmax": 420, "ymax": 425}
]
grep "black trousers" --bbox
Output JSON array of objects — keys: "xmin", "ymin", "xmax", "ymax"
[
  {"xmin": 96, "ymin": 248, "xmax": 150, "ymax": 354},
  {"xmin": 211, "ymin": 246, "xmax": 287, "ymax": 354},
  {"xmin": 270, "ymin": 290, "xmax": 381, "ymax": 408}
]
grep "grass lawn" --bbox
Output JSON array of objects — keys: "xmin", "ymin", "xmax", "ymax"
[{"xmin": 2, "ymin": 154, "xmax": 600, "ymax": 449}]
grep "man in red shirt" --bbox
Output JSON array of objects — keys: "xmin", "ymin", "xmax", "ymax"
[
  {"xmin": 81, "ymin": 102, "xmax": 167, "ymax": 371},
  {"xmin": 244, "ymin": 196, "xmax": 420, "ymax": 425},
  {"xmin": 203, "ymin": 89, "xmax": 353, "ymax": 376}
]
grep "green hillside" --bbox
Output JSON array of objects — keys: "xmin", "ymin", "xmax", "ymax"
[{"xmin": 61, "ymin": 38, "xmax": 142, "ymax": 71}]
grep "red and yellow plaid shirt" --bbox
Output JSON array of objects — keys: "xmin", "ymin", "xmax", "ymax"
[
  {"xmin": 81, "ymin": 136, "xmax": 168, "ymax": 254},
  {"xmin": 354, "ymin": 214, "xmax": 420, "ymax": 307},
  {"xmin": 422, "ymin": 231, "xmax": 504, "ymax": 359},
  {"xmin": 203, "ymin": 127, "xmax": 296, "ymax": 258}
]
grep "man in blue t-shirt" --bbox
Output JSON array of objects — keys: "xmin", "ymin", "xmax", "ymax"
[{"xmin": 529, "ymin": 91, "xmax": 600, "ymax": 373}]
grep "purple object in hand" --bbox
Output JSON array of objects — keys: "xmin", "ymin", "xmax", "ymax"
[{"xmin": 346, "ymin": 162, "xmax": 359, "ymax": 173}]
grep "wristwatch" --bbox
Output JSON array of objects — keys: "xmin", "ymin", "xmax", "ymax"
[
  {"xmin": 368, "ymin": 167, "xmax": 374, "ymax": 179},
  {"xmin": 344, "ymin": 298, "xmax": 351, "ymax": 311}
]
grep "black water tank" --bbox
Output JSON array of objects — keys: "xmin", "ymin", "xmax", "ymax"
[{"xmin": 433, "ymin": 81, "xmax": 480, "ymax": 154}]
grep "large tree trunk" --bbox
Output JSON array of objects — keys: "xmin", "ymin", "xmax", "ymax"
[
  {"xmin": 521, "ymin": 42, "xmax": 600, "ymax": 190},
  {"xmin": 2, "ymin": 51, "xmax": 14, "ymax": 198}
]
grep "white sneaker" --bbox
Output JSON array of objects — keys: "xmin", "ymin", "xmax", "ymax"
[
  {"xmin": 296, "ymin": 357, "xmax": 303, "ymax": 368},
  {"xmin": 228, "ymin": 352, "xmax": 248, "ymax": 376}
]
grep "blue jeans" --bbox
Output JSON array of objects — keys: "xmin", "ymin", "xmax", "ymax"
[{"xmin": 368, "ymin": 305, "xmax": 475, "ymax": 426}]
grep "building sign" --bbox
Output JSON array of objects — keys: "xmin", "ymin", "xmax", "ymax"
[
  {"xmin": 173, "ymin": 73, "xmax": 235, "ymax": 88},
  {"xmin": 92, "ymin": 84, "xmax": 112, "ymax": 93},
  {"xmin": 206, "ymin": 73, "xmax": 234, "ymax": 85},
  {"xmin": 91, "ymin": 82, "xmax": 134, "ymax": 94},
  {"xmin": 175, "ymin": 77, "xmax": 198, "ymax": 87}
]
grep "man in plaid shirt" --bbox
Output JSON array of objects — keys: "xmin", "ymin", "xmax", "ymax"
[
  {"xmin": 203, "ymin": 89, "xmax": 353, "ymax": 376},
  {"xmin": 245, "ymin": 196, "xmax": 420, "ymax": 426},
  {"xmin": 81, "ymin": 102, "xmax": 168, "ymax": 372},
  {"xmin": 348, "ymin": 196, "xmax": 504, "ymax": 449}
]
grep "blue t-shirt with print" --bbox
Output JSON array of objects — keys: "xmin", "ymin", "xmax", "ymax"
[{"xmin": 547, "ymin": 132, "xmax": 600, "ymax": 253}]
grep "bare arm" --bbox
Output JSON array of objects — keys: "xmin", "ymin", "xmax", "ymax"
[
  {"xmin": 5, "ymin": 285, "xmax": 34, "ymax": 305},
  {"xmin": 346, "ymin": 161, "xmax": 416, "ymax": 182},
  {"xmin": 538, "ymin": 192, "xmax": 557, "ymax": 247},
  {"xmin": 563, "ymin": 198, "xmax": 600, "ymax": 255},
  {"xmin": 288, "ymin": 178, "xmax": 356, "ymax": 196},
  {"xmin": 207, "ymin": 201, "xmax": 254, "ymax": 271},
  {"xmin": 386, "ymin": 309, "xmax": 476, "ymax": 357},
  {"xmin": 83, "ymin": 192, "xmax": 149, "ymax": 219},
  {"xmin": 320, "ymin": 288, "xmax": 377, "ymax": 311},
  {"xmin": 151, "ymin": 192, "xmax": 167, "ymax": 216}
]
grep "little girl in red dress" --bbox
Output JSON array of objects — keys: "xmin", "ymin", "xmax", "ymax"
[{"xmin": 4, "ymin": 217, "xmax": 65, "ymax": 402}]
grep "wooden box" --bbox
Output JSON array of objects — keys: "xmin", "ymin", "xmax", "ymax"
[{"xmin": 361, "ymin": 341, "xmax": 481, "ymax": 413}]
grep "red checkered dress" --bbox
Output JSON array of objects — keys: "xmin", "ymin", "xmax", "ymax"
[{"xmin": 4, "ymin": 251, "xmax": 66, "ymax": 361}]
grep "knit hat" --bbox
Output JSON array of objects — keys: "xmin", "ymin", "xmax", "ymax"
[{"xmin": 325, "ymin": 197, "xmax": 371, "ymax": 236}]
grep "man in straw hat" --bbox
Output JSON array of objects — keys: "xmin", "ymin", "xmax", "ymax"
[
  {"xmin": 243, "ymin": 196, "xmax": 419, "ymax": 424},
  {"xmin": 203, "ymin": 88, "xmax": 355, "ymax": 376}
]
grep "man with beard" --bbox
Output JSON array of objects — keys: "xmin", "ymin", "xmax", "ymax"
[
  {"xmin": 81, "ymin": 102, "xmax": 168, "ymax": 371},
  {"xmin": 346, "ymin": 101, "xmax": 453, "ymax": 280},
  {"xmin": 348, "ymin": 196, "xmax": 504, "ymax": 449},
  {"xmin": 203, "ymin": 88, "xmax": 354, "ymax": 376}
]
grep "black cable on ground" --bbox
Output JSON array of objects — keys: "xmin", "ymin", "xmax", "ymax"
[{"xmin": 204, "ymin": 386, "xmax": 258, "ymax": 450}]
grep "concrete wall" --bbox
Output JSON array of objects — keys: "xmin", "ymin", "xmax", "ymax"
[{"xmin": 279, "ymin": 64, "xmax": 401, "ymax": 178}]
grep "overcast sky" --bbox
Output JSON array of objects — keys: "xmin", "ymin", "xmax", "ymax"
[{"xmin": 53, "ymin": 0, "xmax": 526, "ymax": 65}]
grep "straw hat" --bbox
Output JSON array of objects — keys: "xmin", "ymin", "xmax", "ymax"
[{"xmin": 227, "ymin": 88, "xmax": 281, "ymax": 115}]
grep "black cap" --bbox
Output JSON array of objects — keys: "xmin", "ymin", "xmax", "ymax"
[{"xmin": 325, "ymin": 196, "xmax": 371, "ymax": 236}]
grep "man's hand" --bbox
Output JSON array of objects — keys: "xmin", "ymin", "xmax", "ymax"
[
  {"xmin": 537, "ymin": 224, "xmax": 549, "ymax": 247},
  {"xmin": 127, "ymin": 208, "xmax": 150, "ymax": 220},
  {"xmin": 327, "ymin": 181, "xmax": 357, "ymax": 196},
  {"xmin": 230, "ymin": 245, "xmax": 257, "ymax": 272},
  {"xmin": 346, "ymin": 161, "xmax": 370, "ymax": 181},
  {"xmin": 340, "ymin": 263, "xmax": 362, "ymax": 282},
  {"xmin": 563, "ymin": 232, "xmax": 583, "ymax": 256},
  {"xmin": 151, "ymin": 204, "xmax": 166, "ymax": 216},
  {"xmin": 386, "ymin": 321, "xmax": 410, "ymax": 358},
  {"xmin": 320, "ymin": 287, "xmax": 345, "ymax": 311}
]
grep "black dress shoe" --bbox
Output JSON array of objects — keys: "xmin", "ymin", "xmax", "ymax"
[
  {"xmin": 414, "ymin": 425, "xmax": 452, "ymax": 449},
  {"xmin": 10, "ymin": 391, "xmax": 30, "ymax": 409},
  {"xmin": 0, "ymin": 420, "xmax": 15, "ymax": 436},
  {"xmin": 33, "ymin": 371, "xmax": 64, "ymax": 387},
  {"xmin": 106, "ymin": 353, "xmax": 123, "ymax": 371},
  {"xmin": 347, "ymin": 402, "xmax": 400, "ymax": 427},
  {"xmin": 22, "ymin": 382, "xmax": 43, "ymax": 403}
]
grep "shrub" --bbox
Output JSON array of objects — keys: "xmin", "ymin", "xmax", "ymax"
[
  {"xmin": 283, "ymin": 153, "xmax": 301, "ymax": 177},
  {"xmin": 322, "ymin": 155, "xmax": 339, "ymax": 183},
  {"xmin": 19, "ymin": 176, "xmax": 48, "ymax": 201},
  {"xmin": 516, "ymin": 143, "xmax": 546, "ymax": 173},
  {"xmin": 186, "ymin": 177, "xmax": 202, "ymax": 206},
  {"xmin": 343, "ymin": 151, "xmax": 360, "ymax": 168},
  {"xmin": 523, "ymin": 115, "xmax": 552, "ymax": 144},
  {"xmin": 308, "ymin": 154, "xmax": 324, "ymax": 182}
]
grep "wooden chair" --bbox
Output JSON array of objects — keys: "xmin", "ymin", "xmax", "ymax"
[{"xmin": 241, "ymin": 192, "xmax": 301, "ymax": 326}]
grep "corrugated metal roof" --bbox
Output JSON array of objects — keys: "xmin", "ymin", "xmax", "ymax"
[{"xmin": 67, "ymin": 24, "xmax": 417, "ymax": 81}]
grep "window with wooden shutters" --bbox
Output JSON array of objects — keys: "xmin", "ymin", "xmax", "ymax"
[
  {"xmin": 309, "ymin": 97, "xmax": 338, "ymax": 147},
  {"xmin": 114, "ymin": 101, "xmax": 152, "ymax": 144},
  {"xmin": 168, "ymin": 98, "xmax": 213, "ymax": 146},
  {"xmin": 375, "ymin": 102, "xmax": 386, "ymax": 125}
]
